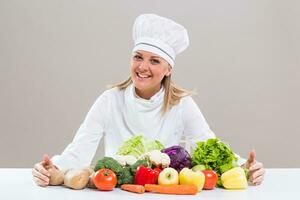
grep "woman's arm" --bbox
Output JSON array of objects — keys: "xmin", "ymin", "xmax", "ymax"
[{"xmin": 51, "ymin": 91, "xmax": 110, "ymax": 170}]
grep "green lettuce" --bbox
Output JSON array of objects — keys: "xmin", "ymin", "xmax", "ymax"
[
  {"xmin": 191, "ymin": 138, "xmax": 238, "ymax": 186},
  {"xmin": 117, "ymin": 135, "xmax": 164, "ymax": 158}
]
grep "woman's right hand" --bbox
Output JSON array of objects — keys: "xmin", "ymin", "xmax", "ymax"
[{"xmin": 32, "ymin": 154, "xmax": 53, "ymax": 187}]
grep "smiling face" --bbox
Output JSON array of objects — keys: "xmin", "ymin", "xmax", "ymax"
[{"xmin": 130, "ymin": 50, "xmax": 171, "ymax": 99}]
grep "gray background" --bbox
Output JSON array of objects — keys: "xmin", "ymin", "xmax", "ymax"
[{"xmin": 0, "ymin": 0, "xmax": 299, "ymax": 168}]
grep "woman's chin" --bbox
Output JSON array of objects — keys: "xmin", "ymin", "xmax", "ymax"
[
  {"xmin": 133, "ymin": 79, "xmax": 151, "ymax": 88},
  {"xmin": 133, "ymin": 83, "xmax": 149, "ymax": 91}
]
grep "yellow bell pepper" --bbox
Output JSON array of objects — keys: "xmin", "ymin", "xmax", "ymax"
[{"xmin": 221, "ymin": 167, "xmax": 247, "ymax": 189}]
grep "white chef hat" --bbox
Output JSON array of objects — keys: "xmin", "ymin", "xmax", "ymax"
[{"xmin": 132, "ymin": 14, "xmax": 189, "ymax": 68}]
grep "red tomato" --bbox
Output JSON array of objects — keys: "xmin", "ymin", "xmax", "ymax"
[
  {"xmin": 93, "ymin": 169, "xmax": 117, "ymax": 191},
  {"xmin": 202, "ymin": 170, "xmax": 218, "ymax": 190}
]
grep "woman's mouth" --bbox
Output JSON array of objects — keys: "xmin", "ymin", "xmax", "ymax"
[{"xmin": 136, "ymin": 73, "xmax": 151, "ymax": 79}]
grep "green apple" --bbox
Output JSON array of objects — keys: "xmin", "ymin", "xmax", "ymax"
[
  {"xmin": 192, "ymin": 164, "xmax": 206, "ymax": 172},
  {"xmin": 179, "ymin": 168, "xmax": 205, "ymax": 191},
  {"xmin": 158, "ymin": 167, "xmax": 179, "ymax": 186}
]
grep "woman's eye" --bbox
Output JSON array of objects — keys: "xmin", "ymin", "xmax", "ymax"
[
  {"xmin": 151, "ymin": 59, "xmax": 160, "ymax": 64},
  {"xmin": 133, "ymin": 55, "xmax": 142, "ymax": 60}
]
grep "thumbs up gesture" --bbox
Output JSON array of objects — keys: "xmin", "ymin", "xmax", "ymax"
[
  {"xmin": 32, "ymin": 154, "xmax": 57, "ymax": 187},
  {"xmin": 242, "ymin": 150, "xmax": 265, "ymax": 185}
]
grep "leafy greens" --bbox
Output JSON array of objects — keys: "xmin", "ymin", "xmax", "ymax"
[
  {"xmin": 191, "ymin": 138, "xmax": 239, "ymax": 186},
  {"xmin": 117, "ymin": 135, "xmax": 164, "ymax": 158}
]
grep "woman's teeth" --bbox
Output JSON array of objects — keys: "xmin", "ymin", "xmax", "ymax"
[{"xmin": 137, "ymin": 73, "xmax": 151, "ymax": 78}]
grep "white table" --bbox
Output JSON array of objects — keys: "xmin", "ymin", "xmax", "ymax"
[{"xmin": 0, "ymin": 168, "xmax": 299, "ymax": 200}]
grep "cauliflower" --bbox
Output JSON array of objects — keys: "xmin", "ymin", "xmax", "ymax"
[
  {"xmin": 139, "ymin": 150, "xmax": 170, "ymax": 168},
  {"xmin": 114, "ymin": 155, "xmax": 137, "ymax": 166}
]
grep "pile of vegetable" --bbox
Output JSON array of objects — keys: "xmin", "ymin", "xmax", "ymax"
[{"xmin": 44, "ymin": 136, "xmax": 249, "ymax": 194}]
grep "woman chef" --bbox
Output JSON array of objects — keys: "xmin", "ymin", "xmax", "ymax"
[{"xmin": 32, "ymin": 14, "xmax": 265, "ymax": 187}]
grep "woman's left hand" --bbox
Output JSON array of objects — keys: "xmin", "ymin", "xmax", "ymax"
[{"xmin": 242, "ymin": 150, "xmax": 265, "ymax": 185}]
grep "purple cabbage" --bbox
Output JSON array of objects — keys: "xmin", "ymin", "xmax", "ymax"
[{"xmin": 161, "ymin": 145, "xmax": 192, "ymax": 172}]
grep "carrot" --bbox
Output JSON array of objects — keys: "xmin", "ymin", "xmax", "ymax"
[
  {"xmin": 145, "ymin": 184, "xmax": 198, "ymax": 195},
  {"xmin": 121, "ymin": 184, "xmax": 145, "ymax": 194}
]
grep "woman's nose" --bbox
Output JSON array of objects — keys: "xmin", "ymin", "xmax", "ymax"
[{"xmin": 138, "ymin": 61, "xmax": 149, "ymax": 71}]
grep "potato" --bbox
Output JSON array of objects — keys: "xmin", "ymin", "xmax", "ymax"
[{"xmin": 63, "ymin": 169, "xmax": 90, "ymax": 190}]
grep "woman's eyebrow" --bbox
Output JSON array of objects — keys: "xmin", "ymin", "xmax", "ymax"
[
  {"xmin": 135, "ymin": 52, "xmax": 160, "ymax": 59},
  {"xmin": 151, "ymin": 56, "xmax": 161, "ymax": 59}
]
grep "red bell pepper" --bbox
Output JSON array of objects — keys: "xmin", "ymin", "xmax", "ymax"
[
  {"xmin": 134, "ymin": 165, "xmax": 161, "ymax": 186},
  {"xmin": 153, "ymin": 167, "xmax": 162, "ymax": 174}
]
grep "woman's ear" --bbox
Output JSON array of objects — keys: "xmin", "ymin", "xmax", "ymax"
[{"xmin": 165, "ymin": 65, "xmax": 172, "ymax": 77}]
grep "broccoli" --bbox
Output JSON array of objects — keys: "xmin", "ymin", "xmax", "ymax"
[
  {"xmin": 94, "ymin": 157, "xmax": 123, "ymax": 173},
  {"xmin": 117, "ymin": 166, "xmax": 133, "ymax": 186}
]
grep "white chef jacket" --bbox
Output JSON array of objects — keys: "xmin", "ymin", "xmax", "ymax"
[{"xmin": 51, "ymin": 84, "xmax": 244, "ymax": 170}]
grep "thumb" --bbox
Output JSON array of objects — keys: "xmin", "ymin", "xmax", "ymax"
[
  {"xmin": 246, "ymin": 150, "xmax": 256, "ymax": 167},
  {"xmin": 42, "ymin": 154, "xmax": 53, "ymax": 166}
]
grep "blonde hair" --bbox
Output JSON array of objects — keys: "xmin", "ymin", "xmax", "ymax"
[{"xmin": 112, "ymin": 75, "xmax": 194, "ymax": 115}]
